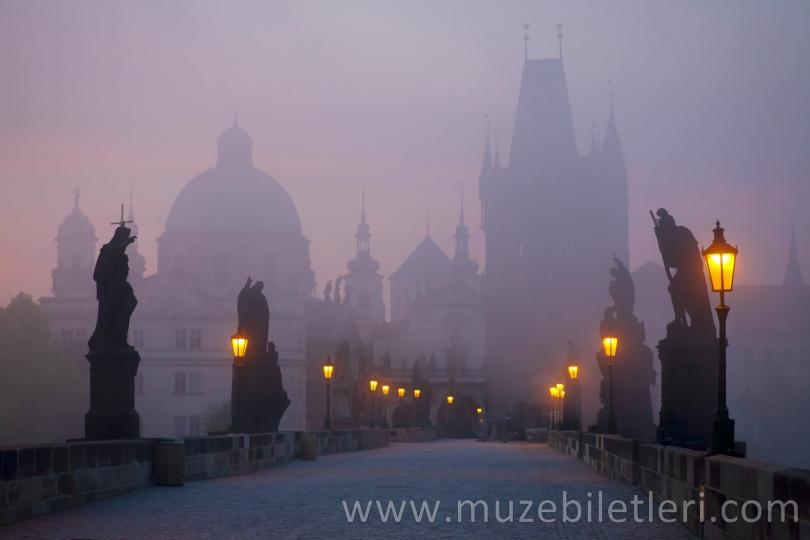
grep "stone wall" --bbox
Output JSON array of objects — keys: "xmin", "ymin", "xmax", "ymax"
[
  {"xmin": 1, "ymin": 428, "xmax": 399, "ymax": 527},
  {"xmin": 549, "ymin": 431, "xmax": 809, "ymax": 539},
  {"xmin": 388, "ymin": 427, "xmax": 437, "ymax": 443}
]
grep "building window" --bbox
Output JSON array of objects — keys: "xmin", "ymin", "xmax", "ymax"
[
  {"xmin": 190, "ymin": 329, "xmax": 202, "ymax": 350},
  {"xmin": 136, "ymin": 373, "xmax": 145, "ymax": 395},
  {"xmin": 174, "ymin": 372, "xmax": 187, "ymax": 394},
  {"xmin": 134, "ymin": 328, "xmax": 145, "ymax": 349},
  {"xmin": 188, "ymin": 372, "xmax": 202, "ymax": 394},
  {"xmin": 175, "ymin": 329, "xmax": 188, "ymax": 350},
  {"xmin": 173, "ymin": 415, "xmax": 203, "ymax": 437},
  {"xmin": 173, "ymin": 371, "xmax": 202, "ymax": 395}
]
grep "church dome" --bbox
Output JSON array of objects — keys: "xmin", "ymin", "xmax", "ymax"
[
  {"xmin": 164, "ymin": 120, "xmax": 302, "ymax": 235},
  {"xmin": 57, "ymin": 192, "xmax": 96, "ymax": 241}
]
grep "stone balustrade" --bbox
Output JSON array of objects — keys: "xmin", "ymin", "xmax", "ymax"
[
  {"xmin": 549, "ymin": 430, "xmax": 809, "ymax": 539},
  {"xmin": 0, "ymin": 427, "xmax": 407, "ymax": 526}
]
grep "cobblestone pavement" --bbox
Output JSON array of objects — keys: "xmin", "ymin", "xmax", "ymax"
[{"xmin": 5, "ymin": 440, "xmax": 693, "ymax": 539}]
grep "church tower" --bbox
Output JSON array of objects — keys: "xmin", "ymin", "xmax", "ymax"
[
  {"xmin": 52, "ymin": 189, "xmax": 97, "ymax": 299},
  {"xmin": 344, "ymin": 189, "xmax": 385, "ymax": 323},
  {"xmin": 479, "ymin": 30, "xmax": 630, "ymax": 407},
  {"xmin": 452, "ymin": 191, "xmax": 479, "ymax": 283}
]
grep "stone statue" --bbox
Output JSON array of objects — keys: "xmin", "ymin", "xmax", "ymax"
[
  {"xmin": 334, "ymin": 276, "xmax": 343, "ymax": 304},
  {"xmin": 85, "ymin": 217, "xmax": 141, "ymax": 439},
  {"xmin": 88, "ymin": 225, "xmax": 137, "ymax": 349},
  {"xmin": 232, "ymin": 276, "xmax": 290, "ymax": 433},
  {"xmin": 324, "ymin": 280, "xmax": 333, "ymax": 302},
  {"xmin": 608, "ymin": 256, "xmax": 634, "ymax": 318},
  {"xmin": 652, "ymin": 208, "xmax": 715, "ymax": 337},
  {"xmin": 237, "ymin": 276, "xmax": 269, "ymax": 350},
  {"xmin": 591, "ymin": 258, "xmax": 657, "ymax": 441}
]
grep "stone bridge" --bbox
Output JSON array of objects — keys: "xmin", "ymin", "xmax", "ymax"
[{"xmin": 4, "ymin": 437, "xmax": 694, "ymax": 539}]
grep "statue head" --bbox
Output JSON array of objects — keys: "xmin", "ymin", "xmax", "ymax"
[
  {"xmin": 656, "ymin": 208, "xmax": 675, "ymax": 228},
  {"xmin": 253, "ymin": 280, "xmax": 264, "ymax": 293}
]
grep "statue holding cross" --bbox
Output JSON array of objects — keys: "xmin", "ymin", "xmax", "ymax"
[{"xmin": 88, "ymin": 204, "xmax": 138, "ymax": 349}]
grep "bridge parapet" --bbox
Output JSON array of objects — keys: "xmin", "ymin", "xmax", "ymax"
[{"xmin": 549, "ymin": 430, "xmax": 809, "ymax": 539}]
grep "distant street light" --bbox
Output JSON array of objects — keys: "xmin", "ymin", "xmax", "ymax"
[
  {"xmin": 322, "ymin": 357, "xmax": 334, "ymax": 430},
  {"xmin": 702, "ymin": 220, "xmax": 739, "ymax": 455},
  {"xmin": 567, "ymin": 364, "xmax": 581, "ymax": 431},
  {"xmin": 368, "ymin": 378, "xmax": 378, "ymax": 428},
  {"xmin": 413, "ymin": 388, "xmax": 421, "ymax": 399},
  {"xmin": 397, "ymin": 387, "xmax": 406, "ymax": 398},
  {"xmin": 381, "ymin": 384, "xmax": 390, "ymax": 428},
  {"xmin": 567, "ymin": 365, "xmax": 579, "ymax": 380},
  {"xmin": 602, "ymin": 331, "xmax": 618, "ymax": 434},
  {"xmin": 446, "ymin": 394, "xmax": 454, "ymax": 405}
]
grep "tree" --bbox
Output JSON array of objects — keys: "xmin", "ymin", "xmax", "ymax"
[{"xmin": 0, "ymin": 294, "xmax": 88, "ymax": 445}]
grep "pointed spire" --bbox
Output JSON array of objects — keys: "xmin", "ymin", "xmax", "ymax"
[
  {"xmin": 481, "ymin": 114, "xmax": 492, "ymax": 175},
  {"xmin": 361, "ymin": 185, "xmax": 366, "ymax": 225},
  {"xmin": 233, "ymin": 111, "xmax": 239, "ymax": 127},
  {"xmin": 523, "ymin": 23, "xmax": 530, "ymax": 61},
  {"xmin": 459, "ymin": 188, "xmax": 465, "ymax": 226},
  {"xmin": 494, "ymin": 128, "xmax": 501, "ymax": 168},
  {"xmin": 557, "ymin": 23, "xmax": 563, "ymax": 61},
  {"xmin": 783, "ymin": 220, "xmax": 806, "ymax": 287},
  {"xmin": 425, "ymin": 210, "xmax": 431, "ymax": 237},
  {"xmin": 127, "ymin": 181, "xmax": 135, "ymax": 222},
  {"xmin": 73, "ymin": 187, "xmax": 80, "ymax": 209},
  {"xmin": 608, "ymin": 80, "xmax": 614, "ymax": 116}
]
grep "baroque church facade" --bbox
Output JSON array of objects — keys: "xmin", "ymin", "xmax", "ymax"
[{"xmin": 43, "ymin": 120, "xmax": 487, "ymax": 436}]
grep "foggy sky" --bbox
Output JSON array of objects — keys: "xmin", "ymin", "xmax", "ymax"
[{"xmin": 2, "ymin": 0, "xmax": 809, "ymax": 303}]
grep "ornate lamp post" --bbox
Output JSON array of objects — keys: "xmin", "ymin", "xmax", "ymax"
[
  {"xmin": 549, "ymin": 386, "xmax": 559, "ymax": 428},
  {"xmin": 368, "ymin": 378, "xmax": 378, "ymax": 428},
  {"xmin": 229, "ymin": 329, "xmax": 249, "ymax": 432},
  {"xmin": 381, "ymin": 384, "xmax": 390, "ymax": 428},
  {"xmin": 602, "ymin": 334, "xmax": 618, "ymax": 434},
  {"xmin": 702, "ymin": 221, "xmax": 738, "ymax": 455},
  {"xmin": 322, "ymin": 357, "xmax": 335, "ymax": 430},
  {"xmin": 567, "ymin": 364, "xmax": 580, "ymax": 431}
]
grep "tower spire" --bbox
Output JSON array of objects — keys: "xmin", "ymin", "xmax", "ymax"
[
  {"xmin": 481, "ymin": 114, "xmax": 492, "ymax": 175},
  {"xmin": 361, "ymin": 185, "xmax": 366, "ymax": 225},
  {"xmin": 127, "ymin": 180, "xmax": 135, "ymax": 221},
  {"xmin": 425, "ymin": 210, "xmax": 431, "ymax": 237},
  {"xmin": 784, "ymin": 219, "xmax": 806, "ymax": 287},
  {"xmin": 73, "ymin": 187, "xmax": 80, "ymax": 209},
  {"xmin": 557, "ymin": 23, "xmax": 563, "ymax": 61},
  {"xmin": 523, "ymin": 23, "xmax": 530, "ymax": 61},
  {"xmin": 608, "ymin": 80, "xmax": 614, "ymax": 116},
  {"xmin": 459, "ymin": 188, "xmax": 465, "ymax": 226}
]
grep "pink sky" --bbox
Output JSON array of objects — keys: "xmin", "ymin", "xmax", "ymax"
[{"xmin": 1, "ymin": 1, "xmax": 809, "ymax": 303}]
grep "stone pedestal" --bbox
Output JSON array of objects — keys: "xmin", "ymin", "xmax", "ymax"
[
  {"xmin": 85, "ymin": 348, "xmax": 141, "ymax": 439},
  {"xmin": 657, "ymin": 336, "xmax": 718, "ymax": 450}
]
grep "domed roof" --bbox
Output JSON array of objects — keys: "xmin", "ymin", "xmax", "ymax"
[
  {"xmin": 164, "ymin": 121, "xmax": 302, "ymax": 235},
  {"xmin": 57, "ymin": 190, "xmax": 96, "ymax": 240}
]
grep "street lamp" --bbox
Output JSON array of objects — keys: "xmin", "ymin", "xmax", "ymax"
[
  {"xmin": 368, "ymin": 378, "xmax": 378, "ymax": 428},
  {"xmin": 549, "ymin": 386, "xmax": 559, "ymax": 428},
  {"xmin": 567, "ymin": 365, "xmax": 579, "ymax": 380},
  {"xmin": 381, "ymin": 384, "xmax": 390, "ymax": 428},
  {"xmin": 413, "ymin": 388, "xmax": 421, "ymax": 399},
  {"xmin": 397, "ymin": 387, "xmax": 406, "ymax": 398},
  {"xmin": 567, "ymin": 364, "xmax": 580, "ymax": 431},
  {"xmin": 322, "ymin": 357, "xmax": 334, "ymax": 430},
  {"xmin": 230, "ymin": 328, "xmax": 248, "ymax": 366},
  {"xmin": 602, "ymin": 331, "xmax": 618, "ymax": 434},
  {"xmin": 446, "ymin": 394, "xmax": 454, "ymax": 405},
  {"xmin": 702, "ymin": 220, "xmax": 738, "ymax": 455}
]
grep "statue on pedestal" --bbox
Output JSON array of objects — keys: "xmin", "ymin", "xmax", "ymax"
[
  {"xmin": 590, "ymin": 256, "xmax": 657, "ymax": 440},
  {"xmin": 232, "ymin": 276, "xmax": 290, "ymax": 433},
  {"xmin": 85, "ymin": 207, "xmax": 141, "ymax": 440},
  {"xmin": 652, "ymin": 209, "xmax": 719, "ymax": 449}
]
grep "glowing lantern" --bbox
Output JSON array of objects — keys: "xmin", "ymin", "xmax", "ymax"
[
  {"xmin": 413, "ymin": 388, "xmax": 421, "ymax": 398},
  {"xmin": 703, "ymin": 221, "xmax": 738, "ymax": 294},
  {"xmin": 397, "ymin": 387, "xmax": 406, "ymax": 398},
  {"xmin": 381, "ymin": 385, "xmax": 390, "ymax": 397},
  {"xmin": 369, "ymin": 379, "xmax": 378, "ymax": 392},
  {"xmin": 476, "ymin": 407, "xmax": 483, "ymax": 414},
  {"xmin": 322, "ymin": 357, "xmax": 334, "ymax": 380},
  {"xmin": 568, "ymin": 365, "xmax": 579, "ymax": 380},
  {"xmin": 230, "ymin": 328, "xmax": 248, "ymax": 365},
  {"xmin": 446, "ymin": 395, "xmax": 454, "ymax": 405},
  {"xmin": 602, "ymin": 336, "xmax": 618, "ymax": 358}
]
